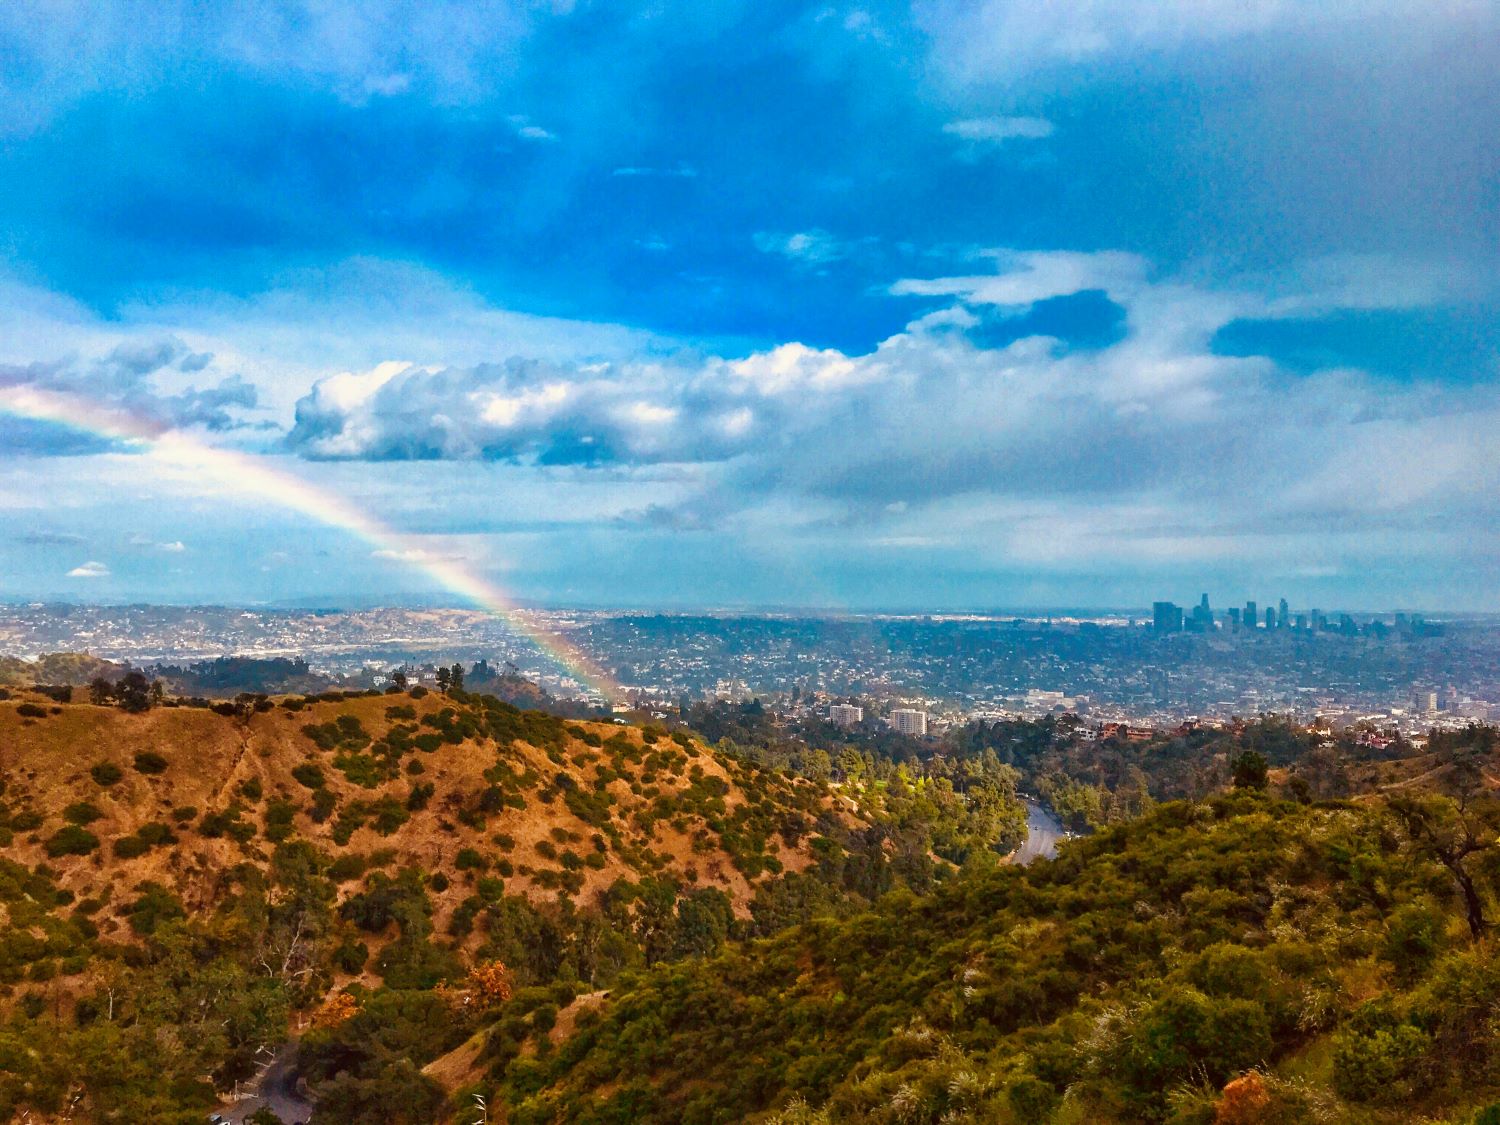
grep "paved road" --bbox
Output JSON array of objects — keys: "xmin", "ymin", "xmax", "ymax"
[
  {"xmin": 221, "ymin": 1045, "xmax": 314, "ymax": 1124},
  {"xmin": 1010, "ymin": 799, "xmax": 1064, "ymax": 865}
]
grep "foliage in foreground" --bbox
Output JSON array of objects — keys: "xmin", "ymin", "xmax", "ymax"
[{"xmin": 488, "ymin": 790, "xmax": 1500, "ymax": 1124}]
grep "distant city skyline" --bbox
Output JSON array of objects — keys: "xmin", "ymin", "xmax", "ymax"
[
  {"xmin": 3, "ymin": 602, "xmax": 1494, "ymax": 732},
  {"xmin": 2, "ymin": 593, "xmax": 1488, "ymax": 618}
]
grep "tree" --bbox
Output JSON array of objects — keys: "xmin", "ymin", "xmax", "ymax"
[
  {"xmin": 1231, "ymin": 751, "xmax": 1269, "ymax": 791},
  {"xmin": 1389, "ymin": 794, "xmax": 1496, "ymax": 940},
  {"xmin": 673, "ymin": 888, "xmax": 734, "ymax": 959},
  {"xmin": 435, "ymin": 666, "xmax": 451, "ymax": 693},
  {"xmin": 1296, "ymin": 744, "xmax": 1349, "ymax": 799},
  {"xmin": 115, "ymin": 670, "xmax": 154, "ymax": 713},
  {"xmin": 312, "ymin": 991, "xmax": 360, "ymax": 1029},
  {"xmin": 391, "ymin": 669, "xmax": 408, "ymax": 691},
  {"xmin": 89, "ymin": 675, "xmax": 114, "ymax": 705},
  {"xmin": 448, "ymin": 663, "xmax": 464, "ymax": 693},
  {"xmin": 315, "ymin": 1058, "xmax": 445, "ymax": 1124}
]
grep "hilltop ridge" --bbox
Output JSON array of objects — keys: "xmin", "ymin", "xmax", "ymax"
[{"xmin": 0, "ymin": 686, "xmax": 846, "ymax": 939}]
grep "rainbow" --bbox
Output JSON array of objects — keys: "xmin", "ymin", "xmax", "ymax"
[{"xmin": 0, "ymin": 384, "xmax": 619, "ymax": 700}]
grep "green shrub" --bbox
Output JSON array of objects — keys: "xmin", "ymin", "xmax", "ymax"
[
  {"xmin": 127, "ymin": 882, "xmax": 186, "ymax": 936},
  {"xmin": 264, "ymin": 799, "xmax": 298, "ymax": 842},
  {"xmin": 44, "ymin": 825, "xmax": 99, "ymax": 857},
  {"xmin": 89, "ymin": 762, "xmax": 124, "ymax": 787},
  {"xmin": 333, "ymin": 935, "xmax": 369, "ymax": 973},
  {"xmin": 1332, "ymin": 1016, "xmax": 1430, "ymax": 1102},
  {"xmin": 310, "ymin": 788, "xmax": 338, "ymax": 823},
  {"xmin": 132, "ymin": 751, "xmax": 168, "ymax": 775},
  {"xmin": 138, "ymin": 822, "xmax": 175, "ymax": 846},
  {"xmin": 113, "ymin": 835, "xmax": 149, "ymax": 859},
  {"xmin": 62, "ymin": 802, "xmax": 102, "ymax": 826},
  {"xmin": 455, "ymin": 848, "xmax": 487, "ymax": 871},
  {"xmin": 8, "ymin": 809, "xmax": 42, "ymax": 832},
  {"xmin": 329, "ymin": 854, "xmax": 367, "ymax": 882}
]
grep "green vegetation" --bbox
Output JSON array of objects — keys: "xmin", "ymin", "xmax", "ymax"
[
  {"xmin": 131, "ymin": 751, "xmax": 168, "ymax": 776},
  {"xmin": 44, "ymin": 824, "xmax": 100, "ymax": 857},
  {"xmin": 89, "ymin": 761, "xmax": 124, "ymax": 787},
  {"xmin": 3, "ymin": 680, "xmax": 1494, "ymax": 1124},
  {"xmin": 490, "ymin": 790, "xmax": 1500, "ymax": 1124}
]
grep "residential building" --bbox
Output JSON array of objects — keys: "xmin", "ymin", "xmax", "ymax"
[
  {"xmin": 829, "ymin": 703, "xmax": 863, "ymax": 727},
  {"xmin": 888, "ymin": 708, "xmax": 929, "ymax": 736}
]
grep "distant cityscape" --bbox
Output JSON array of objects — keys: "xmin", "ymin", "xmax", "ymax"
[
  {"xmin": 1151, "ymin": 592, "xmax": 1444, "ymax": 638},
  {"xmin": 0, "ymin": 599, "xmax": 1496, "ymax": 734}
]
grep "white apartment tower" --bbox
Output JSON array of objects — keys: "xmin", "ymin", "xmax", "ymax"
[
  {"xmin": 829, "ymin": 703, "xmax": 864, "ymax": 727},
  {"xmin": 888, "ymin": 708, "xmax": 929, "ymax": 736}
]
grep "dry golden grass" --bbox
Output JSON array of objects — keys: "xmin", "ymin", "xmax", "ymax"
[{"xmin": 0, "ymin": 689, "xmax": 842, "ymax": 947}]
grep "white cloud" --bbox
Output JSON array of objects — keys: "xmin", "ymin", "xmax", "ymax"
[
  {"xmin": 126, "ymin": 534, "xmax": 187, "ymax": 552},
  {"xmin": 0, "ymin": 1, "xmax": 558, "ymax": 131},
  {"xmin": 915, "ymin": 0, "xmax": 1470, "ymax": 81},
  {"xmin": 611, "ymin": 165, "xmax": 698, "ymax": 178},
  {"xmin": 4, "ymin": 242, "xmax": 1494, "ymax": 591},
  {"xmin": 943, "ymin": 116, "xmax": 1054, "ymax": 143},
  {"xmin": 66, "ymin": 560, "xmax": 110, "ymax": 578},
  {"xmin": 891, "ymin": 250, "xmax": 1148, "ymax": 307},
  {"xmin": 278, "ymin": 247, "xmax": 1500, "ymax": 591},
  {"xmin": 509, "ymin": 115, "xmax": 557, "ymax": 142},
  {"xmin": 0, "ymin": 260, "xmax": 669, "ymax": 425},
  {"xmin": 753, "ymin": 230, "xmax": 850, "ymax": 266},
  {"xmin": 361, "ymin": 72, "xmax": 412, "ymax": 98}
]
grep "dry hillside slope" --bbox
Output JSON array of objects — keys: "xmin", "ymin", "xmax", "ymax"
[{"xmin": 0, "ymin": 687, "xmax": 850, "ymax": 953}]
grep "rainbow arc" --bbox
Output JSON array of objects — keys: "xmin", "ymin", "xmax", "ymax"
[{"xmin": 0, "ymin": 384, "xmax": 618, "ymax": 700}]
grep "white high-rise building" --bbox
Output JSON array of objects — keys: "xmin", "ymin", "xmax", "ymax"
[
  {"xmin": 888, "ymin": 708, "xmax": 928, "ymax": 736},
  {"xmin": 829, "ymin": 703, "xmax": 863, "ymax": 727}
]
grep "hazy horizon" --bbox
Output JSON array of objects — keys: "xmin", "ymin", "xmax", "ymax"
[{"xmin": 3, "ymin": 594, "xmax": 1490, "ymax": 621}]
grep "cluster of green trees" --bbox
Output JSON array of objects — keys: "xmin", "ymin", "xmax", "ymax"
[
  {"xmin": 86, "ymin": 669, "xmax": 162, "ymax": 712},
  {"xmin": 482, "ymin": 787, "xmax": 1500, "ymax": 1124}
]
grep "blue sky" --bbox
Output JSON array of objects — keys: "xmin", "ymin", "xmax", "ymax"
[{"xmin": 0, "ymin": 0, "xmax": 1497, "ymax": 611}]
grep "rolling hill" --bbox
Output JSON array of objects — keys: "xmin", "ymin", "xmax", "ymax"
[
  {"xmin": 0, "ymin": 685, "xmax": 860, "ymax": 1121},
  {"xmin": 483, "ymin": 792, "xmax": 1500, "ymax": 1125}
]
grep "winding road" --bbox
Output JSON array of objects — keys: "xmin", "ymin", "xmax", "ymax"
[
  {"xmin": 1010, "ymin": 799, "xmax": 1065, "ymax": 865},
  {"xmin": 220, "ymin": 1045, "xmax": 314, "ymax": 1124}
]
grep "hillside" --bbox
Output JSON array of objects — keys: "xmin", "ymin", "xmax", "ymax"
[
  {"xmin": 0, "ymin": 688, "xmax": 836, "ymax": 927},
  {"xmin": 0, "ymin": 652, "xmax": 123, "ymax": 689},
  {"xmin": 483, "ymin": 791, "xmax": 1500, "ymax": 1125},
  {"xmin": 7, "ymin": 684, "xmax": 1495, "ymax": 1124},
  {"xmin": 0, "ymin": 686, "xmax": 862, "ymax": 1121}
]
